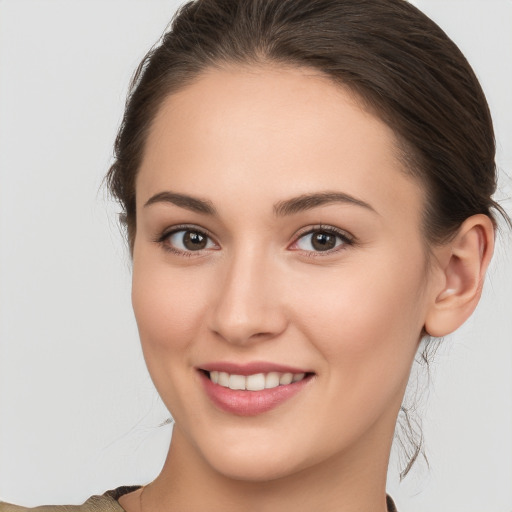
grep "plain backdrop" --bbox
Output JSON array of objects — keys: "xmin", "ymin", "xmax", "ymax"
[{"xmin": 0, "ymin": 1, "xmax": 511, "ymax": 511}]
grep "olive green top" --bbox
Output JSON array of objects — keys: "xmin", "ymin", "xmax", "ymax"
[
  {"xmin": 0, "ymin": 486, "xmax": 141, "ymax": 512},
  {"xmin": 0, "ymin": 486, "xmax": 398, "ymax": 511}
]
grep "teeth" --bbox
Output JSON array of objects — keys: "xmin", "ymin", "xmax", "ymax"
[
  {"xmin": 209, "ymin": 371, "xmax": 307, "ymax": 390},
  {"xmin": 246, "ymin": 373, "xmax": 265, "ymax": 391},
  {"xmin": 218, "ymin": 371, "xmax": 230, "ymax": 387},
  {"xmin": 279, "ymin": 373, "xmax": 293, "ymax": 385},
  {"xmin": 265, "ymin": 372, "xmax": 280, "ymax": 389},
  {"xmin": 229, "ymin": 374, "xmax": 246, "ymax": 390}
]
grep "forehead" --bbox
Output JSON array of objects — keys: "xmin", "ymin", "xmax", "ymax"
[{"xmin": 137, "ymin": 65, "xmax": 424, "ymax": 222}]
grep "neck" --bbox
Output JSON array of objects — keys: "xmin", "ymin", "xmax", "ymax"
[{"xmin": 143, "ymin": 421, "xmax": 394, "ymax": 512}]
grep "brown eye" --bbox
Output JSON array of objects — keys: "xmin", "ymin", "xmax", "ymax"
[
  {"xmin": 166, "ymin": 229, "xmax": 216, "ymax": 252},
  {"xmin": 183, "ymin": 231, "xmax": 207, "ymax": 250},
  {"xmin": 293, "ymin": 228, "xmax": 352, "ymax": 253},
  {"xmin": 311, "ymin": 232, "xmax": 337, "ymax": 251}
]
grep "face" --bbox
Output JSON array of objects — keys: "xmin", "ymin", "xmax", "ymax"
[{"xmin": 132, "ymin": 65, "xmax": 437, "ymax": 481}]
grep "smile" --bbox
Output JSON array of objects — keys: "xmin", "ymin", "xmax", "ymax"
[
  {"xmin": 199, "ymin": 366, "xmax": 314, "ymax": 416},
  {"xmin": 208, "ymin": 371, "xmax": 306, "ymax": 391}
]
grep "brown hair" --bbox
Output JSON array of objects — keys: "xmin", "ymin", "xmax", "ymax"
[
  {"xmin": 105, "ymin": 0, "xmax": 509, "ymax": 476},
  {"xmin": 106, "ymin": 0, "xmax": 509, "ymax": 253}
]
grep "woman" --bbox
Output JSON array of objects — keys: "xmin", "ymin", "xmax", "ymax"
[{"xmin": 1, "ymin": 0, "xmax": 510, "ymax": 511}]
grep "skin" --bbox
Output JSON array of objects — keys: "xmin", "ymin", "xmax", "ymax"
[{"xmin": 119, "ymin": 65, "xmax": 494, "ymax": 512}]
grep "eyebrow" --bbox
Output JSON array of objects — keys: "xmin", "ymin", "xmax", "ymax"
[
  {"xmin": 143, "ymin": 190, "xmax": 377, "ymax": 216},
  {"xmin": 144, "ymin": 191, "xmax": 217, "ymax": 215},
  {"xmin": 273, "ymin": 192, "xmax": 377, "ymax": 217}
]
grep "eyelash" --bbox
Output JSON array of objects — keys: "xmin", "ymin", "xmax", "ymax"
[
  {"xmin": 155, "ymin": 224, "xmax": 355, "ymax": 257},
  {"xmin": 290, "ymin": 225, "xmax": 355, "ymax": 257},
  {"xmin": 155, "ymin": 224, "xmax": 219, "ymax": 257}
]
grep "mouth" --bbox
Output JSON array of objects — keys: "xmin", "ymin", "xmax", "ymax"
[
  {"xmin": 201, "ymin": 369, "xmax": 310, "ymax": 390},
  {"xmin": 198, "ymin": 365, "xmax": 315, "ymax": 416}
]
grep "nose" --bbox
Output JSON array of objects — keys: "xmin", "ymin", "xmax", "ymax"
[{"xmin": 208, "ymin": 246, "xmax": 288, "ymax": 345}]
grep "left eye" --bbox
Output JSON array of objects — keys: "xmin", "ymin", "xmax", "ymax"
[
  {"xmin": 293, "ymin": 229, "xmax": 349, "ymax": 252},
  {"xmin": 167, "ymin": 229, "xmax": 217, "ymax": 252}
]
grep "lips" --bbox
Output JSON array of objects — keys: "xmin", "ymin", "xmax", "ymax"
[
  {"xmin": 198, "ymin": 362, "xmax": 314, "ymax": 416},
  {"xmin": 200, "ymin": 361, "xmax": 312, "ymax": 375}
]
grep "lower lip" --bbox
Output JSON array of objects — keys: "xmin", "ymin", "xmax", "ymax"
[{"xmin": 199, "ymin": 371, "xmax": 313, "ymax": 416}]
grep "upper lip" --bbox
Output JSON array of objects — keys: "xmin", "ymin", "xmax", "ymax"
[{"xmin": 198, "ymin": 361, "xmax": 312, "ymax": 376}]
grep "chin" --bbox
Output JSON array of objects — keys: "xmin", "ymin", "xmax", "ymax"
[
  {"xmin": 194, "ymin": 431, "xmax": 321, "ymax": 483},
  {"xmin": 208, "ymin": 453, "xmax": 302, "ymax": 482}
]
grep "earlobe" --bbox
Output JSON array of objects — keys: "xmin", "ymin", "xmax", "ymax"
[{"xmin": 424, "ymin": 214, "xmax": 495, "ymax": 338}]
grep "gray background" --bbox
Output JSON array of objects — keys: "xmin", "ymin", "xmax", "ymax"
[{"xmin": 0, "ymin": 1, "xmax": 511, "ymax": 510}]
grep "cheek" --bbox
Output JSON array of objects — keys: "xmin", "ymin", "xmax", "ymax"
[
  {"xmin": 286, "ymin": 254, "xmax": 428, "ymax": 442},
  {"xmin": 292, "ymin": 249, "xmax": 427, "ymax": 379},
  {"xmin": 131, "ymin": 257, "xmax": 209, "ymax": 358},
  {"xmin": 131, "ymin": 256, "xmax": 216, "ymax": 420}
]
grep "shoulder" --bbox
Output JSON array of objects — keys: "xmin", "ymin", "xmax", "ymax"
[
  {"xmin": 0, "ymin": 486, "xmax": 142, "ymax": 512},
  {"xmin": 0, "ymin": 495, "xmax": 120, "ymax": 512}
]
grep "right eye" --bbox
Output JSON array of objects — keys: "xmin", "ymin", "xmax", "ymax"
[{"xmin": 160, "ymin": 228, "xmax": 218, "ymax": 254}]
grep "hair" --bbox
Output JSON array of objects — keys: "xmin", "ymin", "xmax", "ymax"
[{"xmin": 105, "ymin": 0, "xmax": 510, "ymax": 477}]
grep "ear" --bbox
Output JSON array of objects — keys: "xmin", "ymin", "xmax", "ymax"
[{"xmin": 424, "ymin": 214, "xmax": 495, "ymax": 337}]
